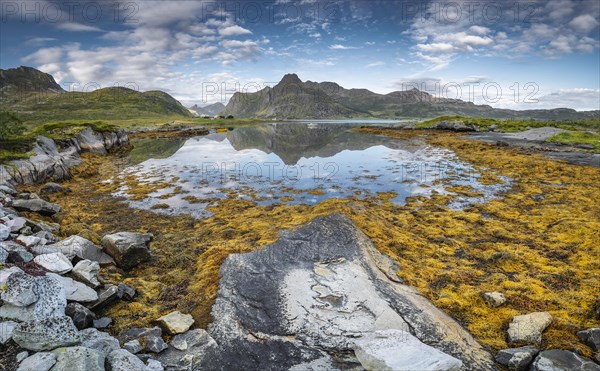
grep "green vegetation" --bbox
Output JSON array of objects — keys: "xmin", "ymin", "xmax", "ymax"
[
  {"xmin": 547, "ymin": 131, "xmax": 600, "ymax": 152},
  {"xmin": 31, "ymin": 121, "xmax": 120, "ymax": 140},
  {"xmin": 1, "ymin": 87, "xmax": 192, "ymax": 128},
  {"xmin": 0, "ymin": 111, "xmax": 32, "ymax": 164},
  {"xmin": 417, "ymin": 116, "xmax": 600, "ymax": 132}
]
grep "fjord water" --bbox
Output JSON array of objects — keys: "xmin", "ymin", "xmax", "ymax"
[{"xmin": 118, "ymin": 123, "xmax": 506, "ymax": 218}]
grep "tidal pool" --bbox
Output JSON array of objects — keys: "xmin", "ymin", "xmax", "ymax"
[{"xmin": 114, "ymin": 123, "xmax": 509, "ymax": 218}]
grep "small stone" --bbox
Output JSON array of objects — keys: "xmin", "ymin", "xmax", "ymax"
[
  {"xmin": 577, "ymin": 328, "xmax": 600, "ymax": 352},
  {"xmin": 483, "ymin": 292, "xmax": 507, "ymax": 307},
  {"xmin": 89, "ymin": 285, "xmax": 119, "ymax": 310},
  {"xmin": 93, "ymin": 317, "xmax": 113, "ymax": 329},
  {"xmin": 101, "ymin": 232, "xmax": 153, "ymax": 270},
  {"xmin": 146, "ymin": 359, "xmax": 165, "ymax": 371},
  {"xmin": 51, "ymin": 346, "xmax": 105, "ymax": 371},
  {"xmin": 16, "ymin": 235, "xmax": 44, "ymax": 248},
  {"xmin": 66, "ymin": 302, "xmax": 95, "ymax": 330},
  {"xmin": 155, "ymin": 311, "xmax": 195, "ymax": 335},
  {"xmin": 107, "ymin": 349, "xmax": 147, "ymax": 371},
  {"xmin": 0, "ymin": 246, "xmax": 8, "ymax": 262},
  {"xmin": 34, "ymin": 252, "xmax": 73, "ymax": 274},
  {"xmin": 123, "ymin": 339, "xmax": 143, "ymax": 354},
  {"xmin": 16, "ymin": 351, "xmax": 29, "ymax": 363},
  {"xmin": 0, "ymin": 224, "xmax": 10, "ymax": 241},
  {"xmin": 72, "ymin": 259, "xmax": 101, "ymax": 288},
  {"xmin": 143, "ymin": 335, "xmax": 169, "ymax": 353},
  {"xmin": 0, "ymin": 320, "xmax": 18, "ymax": 344},
  {"xmin": 16, "ymin": 352, "xmax": 56, "ymax": 371},
  {"xmin": 0, "ymin": 265, "xmax": 23, "ymax": 286},
  {"xmin": 170, "ymin": 333, "xmax": 188, "ymax": 350},
  {"xmin": 0, "ymin": 184, "xmax": 16, "ymax": 195},
  {"xmin": 4, "ymin": 216, "xmax": 27, "ymax": 232},
  {"xmin": 531, "ymin": 349, "xmax": 600, "ymax": 371},
  {"xmin": 117, "ymin": 282, "xmax": 136, "ymax": 300},
  {"xmin": 508, "ymin": 312, "xmax": 553, "ymax": 344},
  {"xmin": 496, "ymin": 346, "xmax": 539, "ymax": 371}
]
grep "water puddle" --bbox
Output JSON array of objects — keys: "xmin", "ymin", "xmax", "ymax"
[{"xmin": 112, "ymin": 123, "xmax": 510, "ymax": 218}]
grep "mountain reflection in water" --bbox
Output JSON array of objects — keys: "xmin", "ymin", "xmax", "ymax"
[{"xmin": 117, "ymin": 123, "xmax": 507, "ymax": 218}]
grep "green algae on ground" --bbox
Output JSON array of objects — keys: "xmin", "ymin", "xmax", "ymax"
[{"xmin": 42, "ymin": 130, "xmax": 600, "ymax": 357}]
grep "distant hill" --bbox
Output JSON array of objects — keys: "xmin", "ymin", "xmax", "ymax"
[
  {"xmin": 189, "ymin": 102, "xmax": 225, "ymax": 117},
  {"xmin": 222, "ymin": 73, "xmax": 600, "ymax": 120},
  {"xmin": 0, "ymin": 66, "xmax": 192, "ymax": 124}
]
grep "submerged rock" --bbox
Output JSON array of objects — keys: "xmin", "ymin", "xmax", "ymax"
[
  {"xmin": 101, "ymin": 232, "xmax": 153, "ymax": 270},
  {"xmin": 201, "ymin": 214, "xmax": 494, "ymax": 370}
]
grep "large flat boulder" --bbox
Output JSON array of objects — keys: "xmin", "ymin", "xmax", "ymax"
[
  {"xmin": 46, "ymin": 235, "xmax": 114, "ymax": 265},
  {"xmin": 531, "ymin": 349, "xmax": 600, "ymax": 371},
  {"xmin": 11, "ymin": 316, "xmax": 81, "ymax": 351},
  {"xmin": 201, "ymin": 214, "xmax": 494, "ymax": 370},
  {"xmin": 101, "ymin": 232, "xmax": 153, "ymax": 270},
  {"xmin": 11, "ymin": 198, "xmax": 60, "ymax": 216}
]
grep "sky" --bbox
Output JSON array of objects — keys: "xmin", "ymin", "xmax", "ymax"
[{"xmin": 1, "ymin": 0, "xmax": 599, "ymax": 110}]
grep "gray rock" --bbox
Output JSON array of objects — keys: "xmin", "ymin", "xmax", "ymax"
[
  {"xmin": 16, "ymin": 352, "xmax": 56, "ymax": 371},
  {"xmin": 146, "ymin": 359, "xmax": 165, "ymax": 371},
  {"xmin": 16, "ymin": 351, "xmax": 29, "ymax": 363},
  {"xmin": 577, "ymin": 328, "xmax": 600, "ymax": 351},
  {"xmin": 39, "ymin": 182, "xmax": 71, "ymax": 195},
  {"xmin": 46, "ymin": 272, "xmax": 98, "ymax": 302},
  {"xmin": 495, "ymin": 346, "xmax": 539, "ymax": 370},
  {"xmin": 89, "ymin": 284, "xmax": 119, "ymax": 310},
  {"xmin": 16, "ymin": 235, "xmax": 44, "ymax": 247},
  {"xmin": 123, "ymin": 339, "xmax": 143, "ymax": 354},
  {"xmin": 79, "ymin": 327, "xmax": 120, "ymax": 356},
  {"xmin": 1, "ymin": 271, "xmax": 38, "ymax": 307},
  {"xmin": 0, "ymin": 265, "xmax": 23, "ymax": 286},
  {"xmin": 531, "ymin": 349, "xmax": 600, "ymax": 370},
  {"xmin": 101, "ymin": 232, "xmax": 153, "ymax": 270},
  {"xmin": 32, "ymin": 274, "xmax": 67, "ymax": 319},
  {"xmin": 508, "ymin": 312, "xmax": 553, "ymax": 344},
  {"xmin": 34, "ymin": 252, "xmax": 73, "ymax": 274},
  {"xmin": 72, "ymin": 259, "xmax": 101, "ymax": 287},
  {"xmin": 119, "ymin": 327, "xmax": 168, "ymax": 354},
  {"xmin": 66, "ymin": 302, "xmax": 95, "ymax": 330},
  {"xmin": 200, "ymin": 214, "xmax": 494, "ymax": 369},
  {"xmin": 353, "ymin": 329, "xmax": 462, "ymax": 370},
  {"xmin": 117, "ymin": 282, "xmax": 136, "ymax": 300},
  {"xmin": 155, "ymin": 311, "xmax": 194, "ymax": 335},
  {"xmin": 51, "ymin": 346, "xmax": 105, "ymax": 371},
  {"xmin": 11, "ymin": 198, "xmax": 60, "ymax": 216},
  {"xmin": 11, "ymin": 316, "xmax": 81, "ymax": 351},
  {"xmin": 47, "ymin": 235, "xmax": 114, "ymax": 265},
  {"xmin": 0, "ymin": 184, "xmax": 16, "ymax": 195},
  {"xmin": 3, "ymin": 241, "xmax": 34, "ymax": 262},
  {"xmin": 93, "ymin": 317, "xmax": 113, "ymax": 329},
  {"xmin": 0, "ymin": 320, "xmax": 18, "ymax": 344},
  {"xmin": 106, "ymin": 349, "xmax": 148, "ymax": 371},
  {"xmin": 0, "ymin": 246, "xmax": 7, "ymax": 262},
  {"xmin": 154, "ymin": 329, "xmax": 217, "ymax": 370},
  {"xmin": 3, "ymin": 216, "xmax": 27, "ymax": 232},
  {"xmin": 0, "ymin": 303, "xmax": 35, "ymax": 322},
  {"xmin": 0, "ymin": 224, "xmax": 10, "ymax": 240}
]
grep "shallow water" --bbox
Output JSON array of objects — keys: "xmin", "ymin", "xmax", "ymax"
[{"xmin": 115, "ymin": 123, "xmax": 509, "ymax": 218}]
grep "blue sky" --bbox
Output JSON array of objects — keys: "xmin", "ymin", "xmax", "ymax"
[{"xmin": 1, "ymin": 0, "xmax": 599, "ymax": 110}]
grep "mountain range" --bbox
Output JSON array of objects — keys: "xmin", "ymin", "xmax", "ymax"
[
  {"xmin": 188, "ymin": 102, "xmax": 225, "ymax": 117},
  {"xmin": 222, "ymin": 73, "xmax": 599, "ymax": 120}
]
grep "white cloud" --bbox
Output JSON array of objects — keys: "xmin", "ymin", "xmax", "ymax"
[
  {"xmin": 329, "ymin": 44, "xmax": 358, "ymax": 50},
  {"xmin": 366, "ymin": 61, "xmax": 385, "ymax": 68},
  {"xmin": 218, "ymin": 25, "xmax": 252, "ymax": 36},
  {"xmin": 568, "ymin": 14, "xmax": 600, "ymax": 34},
  {"xmin": 56, "ymin": 22, "xmax": 103, "ymax": 32}
]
